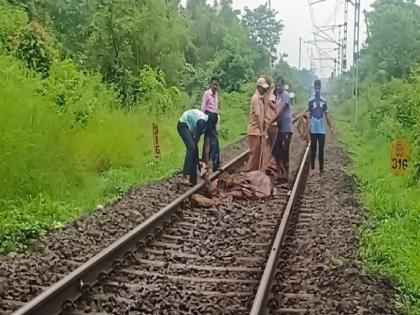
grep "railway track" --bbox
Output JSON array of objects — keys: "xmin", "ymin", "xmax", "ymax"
[{"xmin": 8, "ymin": 113, "xmax": 312, "ymax": 315}]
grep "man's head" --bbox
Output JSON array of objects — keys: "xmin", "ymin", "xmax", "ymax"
[
  {"xmin": 275, "ymin": 77, "xmax": 285, "ymax": 95},
  {"xmin": 263, "ymin": 75, "xmax": 273, "ymax": 88},
  {"xmin": 314, "ymin": 79, "xmax": 321, "ymax": 96},
  {"xmin": 210, "ymin": 76, "xmax": 219, "ymax": 93},
  {"xmin": 256, "ymin": 77, "xmax": 269, "ymax": 95}
]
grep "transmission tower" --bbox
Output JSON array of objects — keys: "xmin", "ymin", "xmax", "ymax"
[
  {"xmin": 337, "ymin": 26, "xmax": 342, "ymax": 74},
  {"xmin": 342, "ymin": 0, "xmax": 349, "ymax": 72},
  {"xmin": 353, "ymin": 0, "xmax": 361, "ymax": 124}
]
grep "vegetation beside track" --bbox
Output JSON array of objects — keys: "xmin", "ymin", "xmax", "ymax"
[
  {"xmin": 0, "ymin": 0, "xmax": 314, "ymax": 254},
  {"xmin": 331, "ymin": 1, "xmax": 420, "ymax": 309},
  {"xmin": 335, "ymin": 111, "xmax": 420, "ymax": 315}
]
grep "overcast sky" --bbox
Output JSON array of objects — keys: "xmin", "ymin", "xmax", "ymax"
[
  {"xmin": 231, "ymin": 0, "xmax": 378, "ymax": 76},
  {"xmin": 181, "ymin": 0, "xmax": 378, "ymax": 77},
  {"xmin": 181, "ymin": 0, "xmax": 419, "ymax": 77}
]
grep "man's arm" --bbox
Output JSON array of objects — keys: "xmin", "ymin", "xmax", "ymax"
[
  {"xmin": 195, "ymin": 133, "xmax": 202, "ymax": 170},
  {"xmin": 266, "ymin": 99, "xmax": 286, "ymax": 126},
  {"xmin": 196, "ymin": 120, "xmax": 207, "ymax": 170},
  {"xmin": 201, "ymin": 92, "xmax": 207, "ymax": 112},
  {"xmin": 325, "ymin": 112, "xmax": 332, "ymax": 129},
  {"xmin": 324, "ymin": 101, "xmax": 332, "ymax": 129},
  {"xmin": 306, "ymin": 100, "xmax": 311, "ymax": 114},
  {"xmin": 251, "ymin": 95, "xmax": 264, "ymax": 133}
]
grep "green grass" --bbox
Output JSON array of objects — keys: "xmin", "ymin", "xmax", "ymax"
[
  {"xmin": 0, "ymin": 54, "xmax": 249, "ymax": 254},
  {"xmin": 335, "ymin": 113, "xmax": 420, "ymax": 315}
]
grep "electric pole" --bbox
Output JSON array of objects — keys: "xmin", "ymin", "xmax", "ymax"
[
  {"xmin": 353, "ymin": 0, "xmax": 361, "ymax": 125},
  {"xmin": 337, "ymin": 27, "xmax": 341, "ymax": 75},
  {"xmin": 299, "ymin": 37, "xmax": 302, "ymax": 70},
  {"xmin": 268, "ymin": 0, "xmax": 272, "ymax": 68},
  {"xmin": 342, "ymin": 0, "xmax": 349, "ymax": 72}
]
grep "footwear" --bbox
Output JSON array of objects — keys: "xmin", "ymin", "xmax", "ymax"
[
  {"xmin": 180, "ymin": 177, "xmax": 191, "ymax": 185},
  {"xmin": 320, "ymin": 169, "xmax": 325, "ymax": 175},
  {"xmin": 309, "ymin": 169, "xmax": 315, "ymax": 177}
]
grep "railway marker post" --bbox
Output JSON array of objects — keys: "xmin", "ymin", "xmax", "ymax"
[
  {"xmin": 390, "ymin": 139, "xmax": 409, "ymax": 176},
  {"xmin": 152, "ymin": 122, "xmax": 161, "ymax": 158}
]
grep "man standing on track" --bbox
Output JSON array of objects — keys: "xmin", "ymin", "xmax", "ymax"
[
  {"xmin": 308, "ymin": 79, "xmax": 332, "ymax": 176},
  {"xmin": 262, "ymin": 76, "xmax": 278, "ymax": 168},
  {"xmin": 266, "ymin": 77, "xmax": 293, "ymax": 185},
  {"xmin": 201, "ymin": 77, "xmax": 220, "ymax": 172},
  {"xmin": 247, "ymin": 77, "xmax": 270, "ymax": 171},
  {"xmin": 177, "ymin": 109, "xmax": 208, "ymax": 186}
]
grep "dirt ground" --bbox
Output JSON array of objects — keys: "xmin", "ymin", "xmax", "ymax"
[
  {"xmin": 270, "ymin": 131, "xmax": 399, "ymax": 315},
  {"xmin": 0, "ymin": 140, "xmax": 248, "ymax": 314},
  {"xmin": 0, "ymin": 131, "xmax": 400, "ymax": 315}
]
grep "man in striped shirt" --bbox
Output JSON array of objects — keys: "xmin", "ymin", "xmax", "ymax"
[{"xmin": 201, "ymin": 76, "xmax": 220, "ymax": 172}]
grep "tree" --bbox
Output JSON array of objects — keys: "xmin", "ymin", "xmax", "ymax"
[
  {"xmin": 242, "ymin": 4, "xmax": 284, "ymax": 64},
  {"xmin": 86, "ymin": 0, "xmax": 189, "ymax": 104},
  {"xmin": 362, "ymin": 0, "xmax": 420, "ymax": 81},
  {"xmin": 210, "ymin": 25, "xmax": 257, "ymax": 92}
]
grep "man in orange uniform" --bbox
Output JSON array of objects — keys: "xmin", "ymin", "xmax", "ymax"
[
  {"xmin": 247, "ymin": 77, "xmax": 269, "ymax": 171},
  {"xmin": 262, "ymin": 76, "xmax": 277, "ymax": 168}
]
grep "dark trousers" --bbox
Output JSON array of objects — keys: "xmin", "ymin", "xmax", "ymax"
[
  {"xmin": 177, "ymin": 122, "xmax": 198, "ymax": 185},
  {"xmin": 310, "ymin": 133, "xmax": 325, "ymax": 170},
  {"xmin": 272, "ymin": 132, "xmax": 292, "ymax": 179},
  {"xmin": 202, "ymin": 111, "xmax": 220, "ymax": 171}
]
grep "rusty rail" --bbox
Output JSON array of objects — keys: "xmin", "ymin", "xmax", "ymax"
[
  {"xmin": 249, "ymin": 141, "xmax": 310, "ymax": 315},
  {"xmin": 13, "ymin": 113, "xmax": 305, "ymax": 315},
  {"xmin": 12, "ymin": 151, "xmax": 248, "ymax": 315}
]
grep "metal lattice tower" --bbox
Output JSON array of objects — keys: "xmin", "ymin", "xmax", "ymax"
[
  {"xmin": 342, "ymin": 0, "xmax": 349, "ymax": 72},
  {"xmin": 337, "ymin": 27, "xmax": 342, "ymax": 74},
  {"xmin": 353, "ymin": 0, "xmax": 361, "ymax": 124},
  {"xmin": 353, "ymin": 0, "xmax": 361, "ymax": 64}
]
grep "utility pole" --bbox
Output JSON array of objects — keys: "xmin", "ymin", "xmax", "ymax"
[
  {"xmin": 353, "ymin": 0, "xmax": 361, "ymax": 125},
  {"xmin": 342, "ymin": 0, "xmax": 349, "ymax": 72},
  {"xmin": 308, "ymin": 48, "xmax": 315, "ymax": 73},
  {"xmin": 337, "ymin": 27, "xmax": 341, "ymax": 75},
  {"xmin": 363, "ymin": 9, "xmax": 370, "ymax": 41},
  {"xmin": 299, "ymin": 37, "xmax": 302, "ymax": 70},
  {"xmin": 334, "ymin": 58, "xmax": 337, "ymax": 77},
  {"xmin": 268, "ymin": 0, "xmax": 272, "ymax": 69}
]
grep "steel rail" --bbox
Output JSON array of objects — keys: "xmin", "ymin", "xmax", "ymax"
[
  {"xmin": 12, "ymin": 151, "xmax": 248, "ymax": 315},
  {"xmin": 249, "ymin": 142, "xmax": 310, "ymax": 315},
  {"xmin": 13, "ymin": 113, "xmax": 305, "ymax": 315}
]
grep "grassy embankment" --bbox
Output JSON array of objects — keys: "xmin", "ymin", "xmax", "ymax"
[
  {"xmin": 0, "ymin": 54, "xmax": 251, "ymax": 254},
  {"xmin": 334, "ymin": 81, "xmax": 420, "ymax": 314}
]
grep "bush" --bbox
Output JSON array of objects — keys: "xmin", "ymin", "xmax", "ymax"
[
  {"xmin": 0, "ymin": 0, "xmax": 28, "ymax": 43},
  {"xmin": 7, "ymin": 21, "xmax": 58, "ymax": 76},
  {"xmin": 0, "ymin": 53, "xmax": 248, "ymax": 253},
  {"xmin": 335, "ymin": 69, "xmax": 420, "ymax": 313}
]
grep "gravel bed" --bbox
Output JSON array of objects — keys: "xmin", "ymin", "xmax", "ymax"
[
  {"xmin": 0, "ymin": 139, "xmax": 248, "ymax": 314},
  {"xmin": 70, "ymin": 130, "xmax": 307, "ymax": 315},
  {"xmin": 269, "ymin": 131, "xmax": 399, "ymax": 315}
]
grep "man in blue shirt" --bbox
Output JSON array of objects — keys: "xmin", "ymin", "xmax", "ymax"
[
  {"xmin": 266, "ymin": 77, "xmax": 293, "ymax": 185},
  {"xmin": 308, "ymin": 79, "xmax": 332, "ymax": 175},
  {"xmin": 177, "ymin": 109, "xmax": 208, "ymax": 186}
]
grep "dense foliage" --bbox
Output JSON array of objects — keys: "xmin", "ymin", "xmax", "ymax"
[
  {"xmin": 4, "ymin": 0, "xmax": 298, "ymax": 100},
  {"xmin": 331, "ymin": 0, "xmax": 420, "ymax": 313},
  {"xmin": 0, "ymin": 0, "xmax": 314, "ymax": 252}
]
